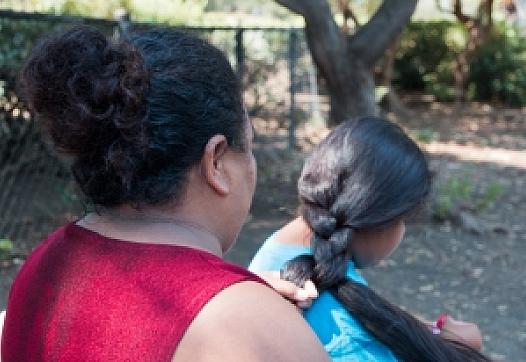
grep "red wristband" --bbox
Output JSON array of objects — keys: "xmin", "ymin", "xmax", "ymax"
[
  {"xmin": 432, "ymin": 313, "xmax": 448, "ymax": 335},
  {"xmin": 436, "ymin": 313, "xmax": 448, "ymax": 329}
]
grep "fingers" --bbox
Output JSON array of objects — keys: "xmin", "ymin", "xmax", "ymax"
[
  {"xmin": 258, "ymin": 271, "xmax": 301, "ymax": 299},
  {"xmin": 303, "ymin": 280, "xmax": 318, "ymax": 299},
  {"xmin": 256, "ymin": 271, "xmax": 319, "ymax": 308}
]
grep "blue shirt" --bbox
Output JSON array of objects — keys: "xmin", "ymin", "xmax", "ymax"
[{"xmin": 249, "ymin": 234, "xmax": 398, "ymax": 362}]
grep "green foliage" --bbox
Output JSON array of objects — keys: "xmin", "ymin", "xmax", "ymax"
[
  {"xmin": 432, "ymin": 172, "xmax": 503, "ymax": 221},
  {"xmin": 0, "ymin": 19, "xmax": 115, "ymax": 87},
  {"xmin": 0, "ymin": 238, "xmax": 13, "ymax": 260},
  {"xmin": 241, "ymin": 30, "xmax": 295, "ymax": 118},
  {"xmin": 394, "ymin": 21, "xmax": 457, "ymax": 92},
  {"xmin": 393, "ymin": 21, "xmax": 464, "ymax": 101},
  {"xmin": 468, "ymin": 26, "xmax": 526, "ymax": 106},
  {"xmin": 394, "ymin": 21, "xmax": 526, "ymax": 106},
  {"xmin": 0, "ymin": 19, "xmax": 64, "ymax": 85}
]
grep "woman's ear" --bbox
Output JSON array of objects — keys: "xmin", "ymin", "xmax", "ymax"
[{"xmin": 201, "ymin": 134, "xmax": 230, "ymax": 196}]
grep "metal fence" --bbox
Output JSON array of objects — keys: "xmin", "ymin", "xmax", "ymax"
[{"xmin": 0, "ymin": 9, "xmax": 324, "ymax": 251}]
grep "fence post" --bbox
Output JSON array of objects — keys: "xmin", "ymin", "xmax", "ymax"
[
  {"xmin": 288, "ymin": 29, "xmax": 298, "ymax": 149},
  {"xmin": 114, "ymin": 8, "xmax": 131, "ymax": 36},
  {"xmin": 235, "ymin": 29, "xmax": 245, "ymax": 83}
]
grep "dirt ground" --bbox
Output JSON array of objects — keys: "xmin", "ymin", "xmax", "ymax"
[{"xmin": 1, "ymin": 101, "xmax": 525, "ymax": 360}]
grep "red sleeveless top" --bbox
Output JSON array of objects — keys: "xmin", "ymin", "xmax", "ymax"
[{"xmin": 1, "ymin": 223, "xmax": 265, "ymax": 361}]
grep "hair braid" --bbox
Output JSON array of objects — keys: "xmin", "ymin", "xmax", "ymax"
[{"xmin": 311, "ymin": 227, "xmax": 352, "ymax": 290}]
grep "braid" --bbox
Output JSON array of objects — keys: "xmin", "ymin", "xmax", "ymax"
[
  {"xmin": 298, "ymin": 203, "xmax": 353, "ymax": 290},
  {"xmin": 311, "ymin": 228, "xmax": 352, "ymax": 290}
]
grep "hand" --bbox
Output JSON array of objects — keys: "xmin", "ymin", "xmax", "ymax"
[
  {"xmin": 256, "ymin": 271, "xmax": 318, "ymax": 309},
  {"xmin": 440, "ymin": 316, "xmax": 483, "ymax": 351}
]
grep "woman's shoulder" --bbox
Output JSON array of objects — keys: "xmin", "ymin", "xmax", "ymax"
[
  {"xmin": 63, "ymin": 222, "xmax": 258, "ymax": 280},
  {"xmin": 173, "ymin": 280, "xmax": 329, "ymax": 362}
]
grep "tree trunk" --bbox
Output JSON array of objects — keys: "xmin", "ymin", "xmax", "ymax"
[
  {"xmin": 276, "ymin": 0, "xmax": 417, "ymax": 126},
  {"xmin": 453, "ymin": 48, "xmax": 471, "ymax": 103},
  {"xmin": 449, "ymin": 0, "xmax": 494, "ymax": 103},
  {"xmin": 326, "ymin": 64, "xmax": 377, "ymax": 126}
]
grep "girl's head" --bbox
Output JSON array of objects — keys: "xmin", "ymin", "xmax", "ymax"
[
  {"xmin": 297, "ymin": 117, "xmax": 431, "ymax": 283},
  {"xmin": 283, "ymin": 118, "xmax": 489, "ymax": 361},
  {"xmin": 20, "ymin": 26, "xmax": 256, "ymax": 249}
]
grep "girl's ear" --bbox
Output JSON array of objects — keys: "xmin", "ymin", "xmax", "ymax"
[{"xmin": 200, "ymin": 134, "xmax": 230, "ymax": 196}]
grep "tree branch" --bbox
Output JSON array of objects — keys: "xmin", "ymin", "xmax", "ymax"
[
  {"xmin": 346, "ymin": 7, "xmax": 360, "ymax": 28},
  {"xmin": 478, "ymin": 0, "xmax": 494, "ymax": 26},
  {"xmin": 338, "ymin": 0, "xmax": 360, "ymax": 30},
  {"xmin": 349, "ymin": 0, "xmax": 417, "ymax": 66},
  {"xmin": 453, "ymin": 0, "xmax": 472, "ymax": 24},
  {"xmin": 274, "ymin": 0, "xmax": 309, "ymax": 14},
  {"xmin": 276, "ymin": 0, "xmax": 345, "ymax": 83}
]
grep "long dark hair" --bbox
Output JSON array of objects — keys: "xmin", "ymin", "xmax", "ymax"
[{"xmin": 281, "ymin": 117, "xmax": 489, "ymax": 361}]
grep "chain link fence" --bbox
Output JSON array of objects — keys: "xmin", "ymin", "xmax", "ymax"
[
  {"xmin": 0, "ymin": 9, "xmax": 325, "ymax": 252},
  {"xmin": 0, "ymin": 93, "xmax": 82, "ymax": 250}
]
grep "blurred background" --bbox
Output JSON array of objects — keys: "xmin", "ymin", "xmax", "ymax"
[{"xmin": 0, "ymin": 1, "xmax": 524, "ymax": 359}]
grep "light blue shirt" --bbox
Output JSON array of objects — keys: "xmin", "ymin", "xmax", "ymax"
[{"xmin": 248, "ymin": 234, "xmax": 398, "ymax": 362}]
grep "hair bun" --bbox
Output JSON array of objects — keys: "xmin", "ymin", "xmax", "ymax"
[{"xmin": 20, "ymin": 26, "xmax": 149, "ymax": 157}]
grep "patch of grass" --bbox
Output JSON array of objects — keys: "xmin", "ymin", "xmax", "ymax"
[
  {"xmin": 432, "ymin": 173, "xmax": 504, "ymax": 221},
  {"xmin": 433, "ymin": 175, "xmax": 473, "ymax": 220},
  {"xmin": 0, "ymin": 238, "xmax": 13, "ymax": 260},
  {"xmin": 411, "ymin": 128, "xmax": 439, "ymax": 144},
  {"xmin": 476, "ymin": 181, "xmax": 504, "ymax": 210}
]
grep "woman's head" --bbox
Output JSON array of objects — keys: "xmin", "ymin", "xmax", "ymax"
[
  {"xmin": 297, "ymin": 117, "xmax": 431, "ymax": 283},
  {"xmin": 21, "ymin": 26, "xmax": 249, "ymax": 206},
  {"xmin": 20, "ymin": 26, "xmax": 255, "ymax": 247}
]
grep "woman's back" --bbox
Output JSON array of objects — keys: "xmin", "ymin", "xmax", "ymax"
[{"xmin": 2, "ymin": 224, "xmax": 262, "ymax": 361}]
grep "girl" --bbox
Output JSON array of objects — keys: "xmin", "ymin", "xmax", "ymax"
[{"xmin": 250, "ymin": 117, "xmax": 488, "ymax": 361}]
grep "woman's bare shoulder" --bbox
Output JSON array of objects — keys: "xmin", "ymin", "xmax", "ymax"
[{"xmin": 172, "ymin": 281, "xmax": 328, "ymax": 362}]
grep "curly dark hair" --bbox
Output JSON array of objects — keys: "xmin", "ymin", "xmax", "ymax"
[{"xmin": 20, "ymin": 26, "xmax": 245, "ymax": 206}]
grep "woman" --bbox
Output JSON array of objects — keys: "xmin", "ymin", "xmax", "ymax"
[
  {"xmin": 1, "ymin": 26, "xmax": 327, "ymax": 361},
  {"xmin": 250, "ymin": 117, "xmax": 488, "ymax": 361}
]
